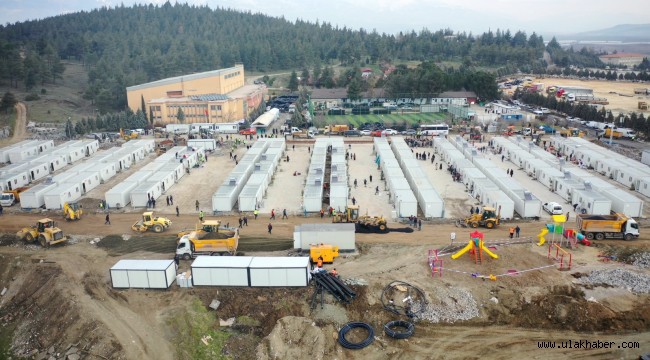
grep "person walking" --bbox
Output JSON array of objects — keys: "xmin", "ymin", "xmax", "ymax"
[
  {"xmin": 195, "ymin": 200, "xmax": 199, "ymax": 211},
  {"xmin": 475, "ymin": 206, "xmax": 480, "ymax": 215},
  {"xmin": 509, "ymin": 227, "xmax": 515, "ymax": 239},
  {"xmin": 369, "ymin": 175, "xmax": 373, "ymax": 182},
  {"xmin": 270, "ymin": 209, "xmax": 276, "ymax": 220},
  {"xmin": 238, "ymin": 217, "xmax": 243, "ymax": 228},
  {"xmin": 351, "ymin": 197, "xmax": 356, "ymax": 205},
  {"xmin": 364, "ymin": 179, "xmax": 367, "ymax": 187},
  {"xmin": 176, "ymin": 206, "xmax": 179, "ymax": 217},
  {"xmin": 254, "ymin": 209, "xmax": 259, "ymax": 219},
  {"xmin": 515, "ymin": 225, "xmax": 521, "ymax": 238},
  {"xmin": 199, "ymin": 210, "xmax": 204, "ymax": 222},
  {"xmin": 418, "ymin": 218, "xmax": 422, "ymax": 231},
  {"xmin": 375, "ymin": 186, "xmax": 379, "ymax": 195},
  {"xmin": 566, "ymin": 212, "xmax": 570, "ymax": 221},
  {"xmin": 470, "ymin": 207, "xmax": 474, "ymax": 215},
  {"xmin": 152, "ymin": 198, "xmax": 156, "ymax": 208},
  {"xmin": 267, "ymin": 223, "xmax": 273, "ymax": 234},
  {"xmin": 354, "ymin": 179, "xmax": 358, "ymax": 188},
  {"xmin": 169, "ymin": 195, "xmax": 173, "ymax": 205},
  {"xmin": 105, "ymin": 213, "xmax": 110, "ymax": 225},
  {"xmin": 243, "ymin": 215, "xmax": 248, "ymax": 226},
  {"xmin": 282, "ymin": 209, "xmax": 288, "ymax": 219},
  {"xmin": 166, "ymin": 196, "xmax": 170, "ymax": 206},
  {"xmin": 320, "ymin": 209, "xmax": 324, "ymax": 218}
]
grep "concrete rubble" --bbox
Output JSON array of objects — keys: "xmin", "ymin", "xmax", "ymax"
[
  {"xmin": 415, "ymin": 287, "xmax": 479, "ymax": 323},
  {"xmin": 631, "ymin": 252, "xmax": 650, "ymax": 269},
  {"xmin": 342, "ymin": 277, "xmax": 368, "ymax": 286},
  {"xmin": 582, "ymin": 268, "xmax": 650, "ymax": 294}
]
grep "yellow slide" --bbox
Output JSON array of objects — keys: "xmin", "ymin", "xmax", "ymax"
[
  {"xmin": 480, "ymin": 244, "xmax": 499, "ymax": 259},
  {"xmin": 537, "ymin": 228, "xmax": 549, "ymax": 246},
  {"xmin": 451, "ymin": 242, "xmax": 473, "ymax": 260}
]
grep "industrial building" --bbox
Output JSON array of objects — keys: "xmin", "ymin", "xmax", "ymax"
[
  {"xmin": 598, "ymin": 53, "xmax": 647, "ymax": 67},
  {"xmin": 126, "ymin": 64, "xmax": 266, "ymax": 124}
]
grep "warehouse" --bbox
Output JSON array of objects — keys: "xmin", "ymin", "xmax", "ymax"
[{"xmin": 110, "ymin": 260, "xmax": 176, "ymax": 289}]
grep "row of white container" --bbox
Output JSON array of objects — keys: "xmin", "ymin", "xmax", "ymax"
[
  {"xmin": 0, "ymin": 139, "xmax": 55, "ymax": 164},
  {"xmin": 549, "ymin": 136, "xmax": 650, "ymax": 197},
  {"xmin": 211, "ymin": 140, "xmax": 273, "ymax": 212},
  {"xmin": 374, "ymin": 138, "xmax": 418, "ymax": 217},
  {"xmin": 329, "ymin": 139, "xmax": 349, "ymax": 211},
  {"xmin": 433, "ymin": 137, "xmax": 516, "ymax": 219},
  {"xmin": 504, "ymin": 136, "xmax": 644, "ymax": 217},
  {"xmin": 238, "ymin": 146, "xmax": 285, "ymax": 211},
  {"xmin": 303, "ymin": 140, "xmax": 330, "ymax": 212},
  {"xmin": 390, "ymin": 138, "xmax": 444, "ymax": 218},
  {"xmin": 451, "ymin": 136, "xmax": 542, "ymax": 218}
]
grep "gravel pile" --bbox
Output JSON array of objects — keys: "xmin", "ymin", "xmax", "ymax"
[
  {"xmin": 414, "ymin": 287, "xmax": 479, "ymax": 323},
  {"xmin": 343, "ymin": 278, "xmax": 368, "ymax": 286},
  {"xmin": 631, "ymin": 252, "xmax": 650, "ymax": 269},
  {"xmin": 583, "ymin": 268, "xmax": 650, "ymax": 294}
]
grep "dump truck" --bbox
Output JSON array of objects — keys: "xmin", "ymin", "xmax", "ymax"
[
  {"xmin": 131, "ymin": 212, "xmax": 172, "ymax": 233},
  {"xmin": 292, "ymin": 130, "xmax": 315, "ymax": 139},
  {"xmin": 323, "ymin": 124, "xmax": 350, "ymax": 135},
  {"xmin": 332, "ymin": 205, "xmax": 388, "ymax": 233},
  {"xmin": 310, "ymin": 244, "xmax": 339, "ymax": 263},
  {"xmin": 16, "ymin": 218, "xmax": 67, "ymax": 247},
  {"xmin": 63, "ymin": 202, "xmax": 83, "ymax": 221},
  {"xmin": 456, "ymin": 206, "xmax": 501, "ymax": 229},
  {"xmin": 576, "ymin": 213, "xmax": 639, "ymax": 241},
  {"xmin": 603, "ymin": 128, "xmax": 623, "ymax": 139},
  {"xmin": 559, "ymin": 128, "xmax": 585, "ymax": 138},
  {"xmin": 176, "ymin": 220, "xmax": 239, "ymax": 259},
  {"xmin": 0, "ymin": 186, "xmax": 29, "ymax": 207}
]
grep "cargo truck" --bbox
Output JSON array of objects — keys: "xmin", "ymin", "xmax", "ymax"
[
  {"xmin": 576, "ymin": 213, "xmax": 639, "ymax": 241},
  {"xmin": 0, "ymin": 186, "xmax": 29, "ymax": 206},
  {"xmin": 176, "ymin": 220, "xmax": 239, "ymax": 259}
]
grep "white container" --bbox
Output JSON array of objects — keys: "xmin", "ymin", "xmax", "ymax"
[
  {"xmin": 482, "ymin": 190, "xmax": 515, "ymax": 220},
  {"xmin": 394, "ymin": 190, "xmax": 418, "ymax": 218},
  {"xmin": 130, "ymin": 181, "xmax": 163, "ymax": 208},
  {"xmin": 148, "ymin": 170, "xmax": 177, "ymax": 193},
  {"xmin": 0, "ymin": 171, "xmax": 30, "ymax": 191},
  {"xmin": 191, "ymin": 256, "xmax": 253, "ymax": 287},
  {"xmin": 293, "ymin": 223, "xmax": 356, "ymax": 251},
  {"xmin": 85, "ymin": 162, "xmax": 117, "ymax": 183},
  {"xmin": 248, "ymin": 257, "xmax": 311, "ymax": 287},
  {"xmin": 52, "ymin": 145, "xmax": 86, "ymax": 164},
  {"xmin": 601, "ymin": 188, "xmax": 644, "ymax": 218},
  {"xmin": 80, "ymin": 139, "xmax": 99, "ymax": 156},
  {"xmin": 0, "ymin": 140, "xmax": 38, "ymax": 163},
  {"xmin": 105, "ymin": 181, "xmax": 139, "ymax": 209},
  {"xmin": 535, "ymin": 167, "xmax": 565, "ymax": 188},
  {"xmin": 110, "ymin": 259, "xmax": 176, "ymax": 289},
  {"xmin": 19, "ymin": 182, "xmax": 57, "ymax": 209},
  {"xmin": 165, "ymin": 124, "xmax": 190, "ymax": 134},
  {"xmin": 43, "ymin": 182, "xmax": 82, "ymax": 210},
  {"xmin": 572, "ymin": 189, "xmax": 611, "ymax": 215},
  {"xmin": 99, "ymin": 151, "xmax": 133, "ymax": 172},
  {"xmin": 615, "ymin": 167, "xmax": 648, "ymax": 189},
  {"xmin": 8, "ymin": 145, "xmax": 41, "ymax": 163},
  {"xmin": 123, "ymin": 171, "xmax": 153, "ymax": 184},
  {"xmin": 187, "ymin": 139, "xmax": 217, "ymax": 151},
  {"xmin": 637, "ymin": 177, "xmax": 650, "ymax": 197},
  {"xmin": 30, "ymin": 154, "xmax": 68, "ymax": 174},
  {"xmin": 23, "ymin": 162, "xmax": 50, "ymax": 182}
]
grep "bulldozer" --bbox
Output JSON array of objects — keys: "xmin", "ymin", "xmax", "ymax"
[
  {"xmin": 119, "ymin": 128, "xmax": 139, "ymax": 141},
  {"xmin": 456, "ymin": 206, "xmax": 501, "ymax": 229},
  {"xmin": 332, "ymin": 205, "xmax": 388, "ymax": 233},
  {"xmin": 63, "ymin": 202, "xmax": 83, "ymax": 221},
  {"xmin": 131, "ymin": 212, "xmax": 173, "ymax": 233},
  {"xmin": 16, "ymin": 218, "xmax": 67, "ymax": 247}
]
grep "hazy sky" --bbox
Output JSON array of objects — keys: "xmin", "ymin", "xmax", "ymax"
[{"xmin": 1, "ymin": 0, "xmax": 648, "ymax": 36}]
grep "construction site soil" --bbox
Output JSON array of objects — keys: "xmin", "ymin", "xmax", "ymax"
[{"xmin": 0, "ymin": 134, "xmax": 649, "ymax": 358}]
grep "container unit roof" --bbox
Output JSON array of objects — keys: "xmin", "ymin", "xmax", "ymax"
[
  {"xmin": 581, "ymin": 176, "xmax": 617, "ymax": 191},
  {"xmin": 248, "ymin": 256, "xmax": 310, "ymax": 268},
  {"xmin": 191, "ymin": 256, "xmax": 254, "ymax": 268},
  {"xmin": 460, "ymin": 167, "xmax": 486, "ymax": 181},
  {"xmin": 123, "ymin": 171, "xmax": 153, "ymax": 184},
  {"xmin": 111, "ymin": 259, "xmax": 174, "ymax": 271}
]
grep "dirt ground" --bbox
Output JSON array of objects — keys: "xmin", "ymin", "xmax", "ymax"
[{"xmin": 1, "ymin": 123, "xmax": 650, "ymax": 358}]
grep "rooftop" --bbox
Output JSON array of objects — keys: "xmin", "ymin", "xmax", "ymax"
[
  {"xmin": 599, "ymin": 53, "xmax": 646, "ymax": 59},
  {"xmin": 126, "ymin": 64, "xmax": 244, "ymax": 92},
  {"xmin": 438, "ymin": 91, "xmax": 477, "ymax": 98}
]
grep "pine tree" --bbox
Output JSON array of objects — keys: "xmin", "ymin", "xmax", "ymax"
[
  {"xmin": 347, "ymin": 78, "xmax": 361, "ymax": 101},
  {"xmin": 288, "ymin": 70, "xmax": 299, "ymax": 92},
  {"xmin": 140, "ymin": 95, "xmax": 147, "ymax": 119}
]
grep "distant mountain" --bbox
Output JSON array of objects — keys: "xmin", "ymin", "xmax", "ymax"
[{"xmin": 562, "ymin": 24, "xmax": 650, "ymax": 42}]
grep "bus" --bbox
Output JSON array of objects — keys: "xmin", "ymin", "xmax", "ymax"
[{"xmin": 419, "ymin": 124, "xmax": 449, "ymax": 136}]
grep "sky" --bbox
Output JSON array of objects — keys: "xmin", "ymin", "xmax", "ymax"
[{"xmin": 1, "ymin": 0, "xmax": 648, "ymax": 36}]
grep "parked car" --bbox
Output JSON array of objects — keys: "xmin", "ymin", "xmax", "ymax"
[
  {"xmin": 371, "ymin": 130, "xmax": 383, "ymax": 137},
  {"xmin": 543, "ymin": 202, "xmax": 564, "ymax": 215},
  {"xmin": 382, "ymin": 129, "xmax": 398, "ymax": 135},
  {"xmin": 239, "ymin": 128, "xmax": 257, "ymax": 135},
  {"xmin": 401, "ymin": 129, "xmax": 417, "ymax": 135},
  {"xmin": 360, "ymin": 130, "xmax": 372, "ymax": 136}
]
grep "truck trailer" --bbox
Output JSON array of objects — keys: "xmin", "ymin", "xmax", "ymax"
[{"xmin": 576, "ymin": 213, "xmax": 639, "ymax": 241}]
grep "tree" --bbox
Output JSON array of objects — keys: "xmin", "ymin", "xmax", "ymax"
[
  {"xmin": 347, "ymin": 78, "xmax": 362, "ymax": 101},
  {"xmin": 140, "ymin": 95, "xmax": 147, "ymax": 119},
  {"xmin": 301, "ymin": 68, "xmax": 309, "ymax": 86},
  {"xmin": 288, "ymin": 70, "xmax": 299, "ymax": 92},
  {"xmin": 177, "ymin": 108, "xmax": 185, "ymax": 123},
  {"xmin": 0, "ymin": 92, "xmax": 17, "ymax": 113},
  {"xmin": 65, "ymin": 118, "xmax": 74, "ymax": 139}
]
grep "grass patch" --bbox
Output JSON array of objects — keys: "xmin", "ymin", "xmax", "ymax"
[
  {"xmin": 167, "ymin": 299, "xmax": 231, "ymax": 360},
  {"xmin": 322, "ymin": 112, "xmax": 449, "ymax": 128}
]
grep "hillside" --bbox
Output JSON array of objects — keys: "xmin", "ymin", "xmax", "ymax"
[
  {"xmin": 569, "ymin": 23, "xmax": 650, "ymax": 42},
  {"xmin": 0, "ymin": 3, "xmax": 603, "ymax": 111}
]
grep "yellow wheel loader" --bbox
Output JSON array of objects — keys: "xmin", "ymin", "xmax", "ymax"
[
  {"xmin": 16, "ymin": 218, "xmax": 67, "ymax": 247},
  {"xmin": 132, "ymin": 212, "xmax": 172, "ymax": 233}
]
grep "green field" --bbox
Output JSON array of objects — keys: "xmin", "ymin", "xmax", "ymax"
[{"xmin": 319, "ymin": 112, "xmax": 448, "ymax": 128}]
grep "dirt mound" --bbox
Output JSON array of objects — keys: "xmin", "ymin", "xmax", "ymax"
[
  {"xmin": 1, "ymin": 263, "xmax": 124, "ymax": 358},
  {"xmin": 256, "ymin": 316, "xmax": 334, "ymax": 360},
  {"xmin": 487, "ymin": 285, "xmax": 650, "ymax": 332}
]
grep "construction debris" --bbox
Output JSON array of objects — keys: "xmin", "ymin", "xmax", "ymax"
[
  {"xmin": 415, "ymin": 287, "xmax": 479, "ymax": 323},
  {"xmin": 582, "ymin": 268, "xmax": 650, "ymax": 294}
]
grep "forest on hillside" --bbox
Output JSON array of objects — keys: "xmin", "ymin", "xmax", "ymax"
[{"xmin": 0, "ymin": 2, "xmax": 604, "ymax": 111}]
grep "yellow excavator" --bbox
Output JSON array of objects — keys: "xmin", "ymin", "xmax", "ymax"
[
  {"xmin": 332, "ymin": 205, "xmax": 388, "ymax": 233},
  {"xmin": 119, "ymin": 128, "xmax": 139, "ymax": 141},
  {"xmin": 132, "ymin": 212, "xmax": 172, "ymax": 233},
  {"xmin": 63, "ymin": 202, "xmax": 83, "ymax": 221}
]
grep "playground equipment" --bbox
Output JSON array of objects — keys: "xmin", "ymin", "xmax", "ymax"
[
  {"xmin": 537, "ymin": 214, "xmax": 590, "ymax": 247},
  {"xmin": 451, "ymin": 231, "xmax": 498, "ymax": 263}
]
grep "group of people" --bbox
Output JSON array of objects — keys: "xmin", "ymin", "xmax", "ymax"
[
  {"xmin": 408, "ymin": 215, "xmax": 422, "ymax": 230},
  {"xmin": 404, "ymin": 137, "xmax": 433, "ymax": 148}
]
